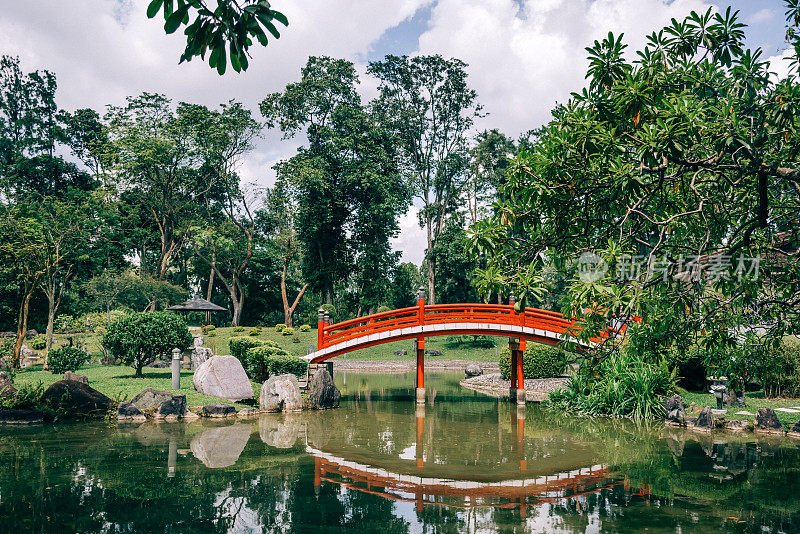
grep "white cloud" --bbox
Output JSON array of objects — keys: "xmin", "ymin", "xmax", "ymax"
[
  {"xmin": 417, "ymin": 0, "xmax": 713, "ymax": 135},
  {"xmin": 748, "ymin": 8, "xmax": 775, "ymax": 24},
  {"xmin": 768, "ymin": 48, "xmax": 796, "ymax": 82},
  {"xmin": 391, "ymin": 207, "xmax": 428, "ymax": 264}
]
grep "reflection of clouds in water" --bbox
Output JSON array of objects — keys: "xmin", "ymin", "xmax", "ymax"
[
  {"xmin": 398, "ymin": 444, "xmax": 416, "ymax": 460},
  {"xmin": 191, "ymin": 424, "xmax": 252, "ymax": 468}
]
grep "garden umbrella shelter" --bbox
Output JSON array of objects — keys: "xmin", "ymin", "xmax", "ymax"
[{"xmin": 166, "ymin": 295, "xmax": 227, "ymax": 324}]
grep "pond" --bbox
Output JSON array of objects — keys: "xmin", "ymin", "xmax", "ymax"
[{"xmin": 1, "ymin": 371, "xmax": 800, "ymax": 533}]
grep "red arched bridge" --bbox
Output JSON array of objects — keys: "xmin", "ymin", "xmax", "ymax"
[{"xmin": 304, "ymin": 289, "xmax": 625, "ymax": 404}]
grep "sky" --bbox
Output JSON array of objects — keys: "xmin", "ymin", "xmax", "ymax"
[{"xmin": 0, "ymin": 0, "xmax": 792, "ymax": 265}]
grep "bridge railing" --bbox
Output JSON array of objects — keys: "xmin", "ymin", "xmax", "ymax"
[{"xmin": 318, "ymin": 303, "xmax": 581, "ymax": 350}]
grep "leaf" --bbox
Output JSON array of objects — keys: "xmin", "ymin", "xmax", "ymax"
[
  {"xmin": 164, "ymin": 8, "xmax": 185, "ymax": 34},
  {"xmin": 146, "ymin": 0, "xmax": 164, "ymax": 19},
  {"xmin": 270, "ymin": 10, "xmax": 289, "ymax": 26}
]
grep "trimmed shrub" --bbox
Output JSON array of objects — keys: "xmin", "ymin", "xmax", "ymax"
[
  {"xmin": 282, "ymin": 327, "xmax": 295, "ymax": 336},
  {"xmin": 232, "ymin": 326, "xmax": 245, "ymax": 333},
  {"xmin": 268, "ymin": 353, "xmax": 308, "ymax": 378},
  {"xmin": 30, "ymin": 335, "xmax": 47, "ymax": 350},
  {"xmin": 499, "ymin": 345, "xmax": 567, "ymax": 380},
  {"xmin": 376, "ymin": 305, "xmax": 391, "ymax": 314},
  {"xmin": 229, "ymin": 336, "xmax": 266, "ymax": 361},
  {"xmin": 207, "ymin": 331, "xmax": 217, "ymax": 337},
  {"xmin": 249, "ymin": 328, "xmax": 262, "ymax": 336},
  {"xmin": 202, "ymin": 324, "xmax": 216, "ymax": 334},
  {"xmin": 244, "ymin": 344, "xmax": 306, "ymax": 382},
  {"xmin": 48, "ymin": 347, "xmax": 89, "ymax": 374},
  {"xmin": 299, "ymin": 324, "xmax": 311, "ymax": 332},
  {"xmin": 275, "ymin": 323, "xmax": 286, "ymax": 332},
  {"xmin": 102, "ymin": 312, "xmax": 192, "ymax": 377},
  {"xmin": 292, "ymin": 335, "xmax": 301, "ymax": 343}
]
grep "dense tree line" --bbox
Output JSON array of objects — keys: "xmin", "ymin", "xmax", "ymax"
[{"xmin": 0, "ymin": 52, "xmax": 519, "ymax": 368}]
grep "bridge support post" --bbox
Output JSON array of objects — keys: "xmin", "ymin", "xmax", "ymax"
[
  {"xmin": 416, "ymin": 404, "xmax": 425, "ymax": 470},
  {"xmin": 415, "ymin": 338, "xmax": 425, "ymax": 404},
  {"xmin": 508, "ymin": 340, "xmax": 525, "ymax": 405}
]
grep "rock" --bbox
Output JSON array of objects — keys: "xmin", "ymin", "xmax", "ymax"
[
  {"xmin": 663, "ymin": 395, "xmax": 686, "ymax": 426},
  {"xmin": 694, "ymin": 407, "xmax": 714, "ymax": 431},
  {"xmin": 42, "ymin": 380, "xmax": 111, "ymax": 415},
  {"xmin": 184, "ymin": 410, "xmax": 199, "ymax": 420},
  {"xmin": 21, "ymin": 344, "xmax": 35, "ymax": 357},
  {"xmin": 144, "ymin": 360, "xmax": 170, "ymax": 368},
  {"xmin": 723, "ymin": 390, "xmax": 747, "ymax": 407},
  {"xmin": 200, "ymin": 404, "xmax": 236, "ymax": 418},
  {"xmin": 237, "ymin": 408, "xmax": 260, "ymax": 417},
  {"xmin": 259, "ymin": 416, "xmax": 303, "ymax": 448},
  {"xmin": 789, "ymin": 420, "xmax": 800, "ymax": 437},
  {"xmin": 755, "ymin": 408, "xmax": 784, "ymax": 433},
  {"xmin": 260, "ymin": 374, "xmax": 302, "ymax": 412},
  {"xmin": 131, "ymin": 388, "xmax": 177, "ymax": 413},
  {"xmin": 424, "ymin": 349, "xmax": 442, "ymax": 357},
  {"xmin": 0, "ymin": 409, "xmax": 45, "ymax": 423},
  {"xmin": 190, "ymin": 424, "xmax": 252, "ymax": 468},
  {"xmin": 62, "ymin": 371, "xmax": 88, "ymax": 384},
  {"xmin": 193, "ymin": 355, "xmax": 253, "ymax": 402},
  {"xmin": 191, "ymin": 346, "xmax": 213, "ymax": 371},
  {"xmin": 155, "ymin": 395, "xmax": 187, "ymax": 419},
  {"xmin": 0, "ymin": 374, "xmax": 16, "ymax": 398},
  {"xmin": 725, "ymin": 419, "xmax": 750, "ymax": 432},
  {"xmin": 465, "ymin": 363, "xmax": 483, "ymax": 378},
  {"xmin": 308, "ymin": 368, "xmax": 340, "ymax": 410},
  {"xmin": 116, "ymin": 402, "xmax": 146, "ymax": 422},
  {"xmin": 393, "ymin": 349, "xmax": 407, "ymax": 356}
]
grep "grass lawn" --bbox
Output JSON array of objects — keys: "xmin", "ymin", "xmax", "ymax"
[
  {"xmin": 13, "ymin": 363, "xmax": 260, "ymax": 410},
  {"xmin": 680, "ymin": 389, "xmax": 800, "ymax": 429}
]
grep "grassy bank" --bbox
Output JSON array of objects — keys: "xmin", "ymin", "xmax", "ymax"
[
  {"xmin": 13, "ymin": 364, "xmax": 259, "ymax": 410},
  {"xmin": 680, "ymin": 390, "xmax": 800, "ymax": 428}
]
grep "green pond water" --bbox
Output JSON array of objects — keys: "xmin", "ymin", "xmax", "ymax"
[{"xmin": 2, "ymin": 371, "xmax": 800, "ymax": 533}]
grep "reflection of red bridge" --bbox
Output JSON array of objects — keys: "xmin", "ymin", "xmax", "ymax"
[
  {"xmin": 305, "ymin": 290, "xmax": 622, "ymax": 403},
  {"xmin": 310, "ymin": 446, "xmax": 637, "ymax": 515}
]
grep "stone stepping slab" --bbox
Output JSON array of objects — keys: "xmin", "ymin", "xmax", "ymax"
[{"xmin": 774, "ymin": 408, "xmax": 800, "ymax": 413}]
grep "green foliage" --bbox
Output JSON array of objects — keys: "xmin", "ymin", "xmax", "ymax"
[
  {"xmin": 299, "ymin": 324, "xmax": 311, "ymax": 332},
  {"xmin": 445, "ymin": 335, "xmax": 496, "ymax": 349},
  {"xmin": 376, "ymin": 305, "xmax": 391, "ymax": 314},
  {"xmin": 146, "ymin": 0, "xmax": 289, "ymax": 74},
  {"xmin": 47, "ymin": 347, "xmax": 89, "ymax": 374},
  {"xmin": 275, "ymin": 323, "xmax": 286, "ymax": 332},
  {"xmin": 244, "ymin": 344, "xmax": 306, "ymax": 381},
  {"xmin": 267, "ymin": 352, "xmax": 308, "ymax": 378},
  {"xmin": 29, "ymin": 335, "xmax": 46, "ymax": 350},
  {"xmin": 499, "ymin": 344, "xmax": 567, "ymax": 380},
  {"xmin": 758, "ymin": 338, "xmax": 800, "ymax": 398},
  {"xmin": 232, "ymin": 326, "xmax": 245, "ymax": 332},
  {"xmin": 548, "ymin": 352, "xmax": 677, "ymax": 418},
  {"xmin": 0, "ymin": 382, "xmax": 45, "ymax": 410},
  {"xmin": 202, "ymin": 324, "xmax": 216, "ymax": 333},
  {"xmin": 281, "ymin": 327, "xmax": 295, "ymax": 336},
  {"xmin": 228, "ymin": 336, "xmax": 266, "ymax": 361},
  {"xmin": 101, "ymin": 312, "xmax": 192, "ymax": 377},
  {"xmin": 248, "ymin": 328, "xmax": 262, "ymax": 336}
]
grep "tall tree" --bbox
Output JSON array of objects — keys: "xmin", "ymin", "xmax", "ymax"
[{"xmin": 368, "ymin": 55, "xmax": 481, "ymax": 303}]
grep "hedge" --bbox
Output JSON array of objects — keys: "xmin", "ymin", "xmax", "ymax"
[
  {"xmin": 499, "ymin": 344, "xmax": 567, "ymax": 380},
  {"xmin": 299, "ymin": 324, "xmax": 311, "ymax": 332},
  {"xmin": 48, "ymin": 347, "xmax": 90, "ymax": 374},
  {"xmin": 229, "ymin": 336, "xmax": 266, "ymax": 361},
  {"xmin": 245, "ymin": 345, "xmax": 308, "ymax": 382}
]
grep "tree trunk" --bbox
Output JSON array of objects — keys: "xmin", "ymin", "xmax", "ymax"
[
  {"xmin": 44, "ymin": 293, "xmax": 56, "ymax": 369},
  {"xmin": 425, "ymin": 214, "xmax": 436, "ymax": 304},
  {"xmin": 281, "ymin": 263, "xmax": 308, "ymax": 328},
  {"xmin": 206, "ymin": 265, "xmax": 215, "ymax": 300},
  {"xmin": 13, "ymin": 284, "xmax": 36, "ymax": 369}
]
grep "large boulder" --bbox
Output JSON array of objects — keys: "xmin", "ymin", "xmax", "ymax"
[
  {"xmin": 308, "ymin": 368, "xmax": 340, "ymax": 410},
  {"xmin": 755, "ymin": 408, "xmax": 784, "ymax": 433},
  {"xmin": 465, "ymin": 363, "xmax": 483, "ymax": 378},
  {"xmin": 260, "ymin": 374, "xmax": 302, "ymax": 412},
  {"xmin": 116, "ymin": 402, "xmax": 146, "ymax": 422},
  {"xmin": 42, "ymin": 380, "xmax": 111, "ymax": 415},
  {"xmin": 155, "ymin": 395, "xmax": 187, "ymax": 419},
  {"xmin": 694, "ymin": 407, "xmax": 714, "ymax": 431},
  {"xmin": 131, "ymin": 388, "xmax": 177, "ymax": 413},
  {"xmin": 191, "ymin": 347, "xmax": 213, "ymax": 371},
  {"xmin": 190, "ymin": 424, "xmax": 252, "ymax": 468},
  {"xmin": 62, "ymin": 371, "xmax": 88, "ymax": 385},
  {"xmin": 193, "ymin": 355, "xmax": 253, "ymax": 402},
  {"xmin": 664, "ymin": 395, "xmax": 686, "ymax": 426}
]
